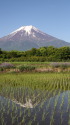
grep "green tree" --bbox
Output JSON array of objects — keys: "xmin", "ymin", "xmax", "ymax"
[
  {"xmin": 39, "ymin": 47, "xmax": 47, "ymax": 56},
  {"xmin": 0, "ymin": 48, "xmax": 2, "ymax": 54}
]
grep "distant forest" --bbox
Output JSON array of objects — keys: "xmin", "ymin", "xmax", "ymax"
[{"xmin": 0, "ymin": 46, "xmax": 70, "ymax": 62}]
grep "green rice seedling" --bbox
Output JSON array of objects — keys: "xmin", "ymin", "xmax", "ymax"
[
  {"xmin": 68, "ymin": 113, "xmax": 70, "ymax": 125},
  {"xmin": 33, "ymin": 113, "xmax": 37, "ymax": 121},
  {"xmin": 28, "ymin": 120, "xmax": 33, "ymax": 125},
  {"xmin": 59, "ymin": 93, "xmax": 65, "ymax": 110},
  {"xmin": 67, "ymin": 92, "xmax": 70, "ymax": 112},
  {"xmin": 50, "ymin": 112, "xmax": 55, "ymax": 125},
  {"xmin": 42, "ymin": 111, "xmax": 46, "ymax": 121},
  {"xmin": 61, "ymin": 112, "xmax": 63, "ymax": 124}
]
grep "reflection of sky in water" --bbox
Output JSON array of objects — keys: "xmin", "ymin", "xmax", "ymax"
[{"xmin": 0, "ymin": 88, "xmax": 70, "ymax": 125}]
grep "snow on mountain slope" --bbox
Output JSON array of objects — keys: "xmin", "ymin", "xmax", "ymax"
[
  {"xmin": 1, "ymin": 25, "xmax": 57, "ymax": 42},
  {"xmin": 0, "ymin": 25, "xmax": 70, "ymax": 51},
  {"xmin": 10, "ymin": 25, "xmax": 46, "ymax": 36}
]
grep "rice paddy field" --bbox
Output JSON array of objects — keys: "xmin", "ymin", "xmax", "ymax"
[{"xmin": 0, "ymin": 72, "xmax": 70, "ymax": 125}]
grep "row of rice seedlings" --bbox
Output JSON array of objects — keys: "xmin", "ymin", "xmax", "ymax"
[
  {"xmin": 50, "ymin": 111, "xmax": 55, "ymax": 125},
  {"xmin": 53, "ymin": 91, "xmax": 61, "ymax": 110},
  {"xmin": 49, "ymin": 91, "xmax": 61, "ymax": 124},
  {"xmin": 0, "ymin": 73, "xmax": 70, "ymax": 91},
  {"xmin": 59, "ymin": 93, "xmax": 65, "ymax": 110},
  {"xmin": 67, "ymin": 91, "xmax": 70, "ymax": 112}
]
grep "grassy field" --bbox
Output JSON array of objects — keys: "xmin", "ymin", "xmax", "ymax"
[{"xmin": 0, "ymin": 72, "xmax": 70, "ymax": 91}]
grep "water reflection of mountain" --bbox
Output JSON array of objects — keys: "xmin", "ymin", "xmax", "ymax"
[
  {"xmin": 0, "ymin": 87, "xmax": 58, "ymax": 107},
  {"xmin": 0, "ymin": 88, "xmax": 70, "ymax": 125}
]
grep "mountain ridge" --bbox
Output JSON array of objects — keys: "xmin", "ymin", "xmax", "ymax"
[{"xmin": 0, "ymin": 25, "xmax": 70, "ymax": 51}]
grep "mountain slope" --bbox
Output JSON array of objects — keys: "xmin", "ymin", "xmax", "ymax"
[{"xmin": 0, "ymin": 25, "xmax": 70, "ymax": 51}]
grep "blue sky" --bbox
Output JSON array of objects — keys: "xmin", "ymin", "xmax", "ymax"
[{"xmin": 0, "ymin": 0, "xmax": 70, "ymax": 42}]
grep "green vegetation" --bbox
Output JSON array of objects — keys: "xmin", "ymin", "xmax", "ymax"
[
  {"xmin": 0, "ymin": 72, "xmax": 70, "ymax": 91},
  {"xmin": 18, "ymin": 65, "xmax": 35, "ymax": 72},
  {"xmin": 0, "ymin": 62, "xmax": 70, "ymax": 73},
  {"xmin": 0, "ymin": 72, "xmax": 70, "ymax": 124},
  {"xmin": 0, "ymin": 45, "xmax": 70, "ymax": 124},
  {"xmin": 0, "ymin": 46, "xmax": 70, "ymax": 62}
]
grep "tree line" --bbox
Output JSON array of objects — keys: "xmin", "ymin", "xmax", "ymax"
[{"xmin": 0, "ymin": 46, "xmax": 70, "ymax": 62}]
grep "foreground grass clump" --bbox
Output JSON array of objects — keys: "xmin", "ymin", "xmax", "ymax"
[
  {"xmin": 18, "ymin": 65, "xmax": 36, "ymax": 72},
  {"xmin": 0, "ymin": 62, "xmax": 15, "ymax": 71},
  {"xmin": 50, "ymin": 62, "xmax": 70, "ymax": 68}
]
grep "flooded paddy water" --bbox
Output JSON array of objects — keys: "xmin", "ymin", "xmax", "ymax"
[
  {"xmin": 0, "ymin": 73, "xmax": 70, "ymax": 125},
  {"xmin": 0, "ymin": 87, "xmax": 70, "ymax": 125}
]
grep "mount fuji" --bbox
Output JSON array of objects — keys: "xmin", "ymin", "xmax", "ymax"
[{"xmin": 0, "ymin": 25, "xmax": 70, "ymax": 51}]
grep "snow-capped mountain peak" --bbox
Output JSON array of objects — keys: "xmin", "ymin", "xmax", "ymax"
[
  {"xmin": 23, "ymin": 25, "xmax": 33, "ymax": 34},
  {"xmin": 10, "ymin": 25, "xmax": 39, "ymax": 35},
  {"xmin": 0, "ymin": 25, "xmax": 70, "ymax": 51}
]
